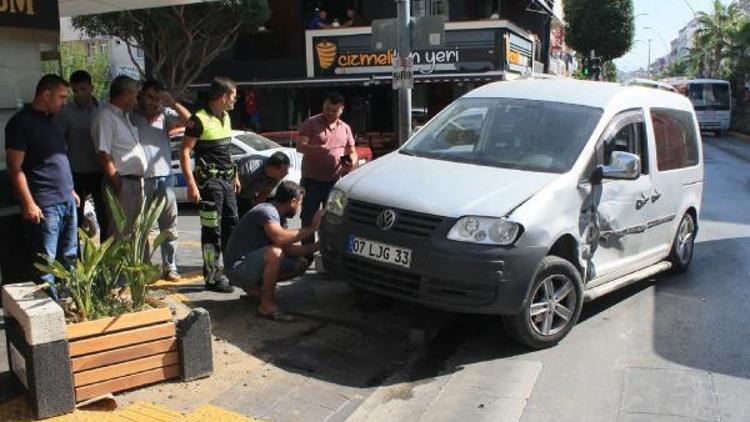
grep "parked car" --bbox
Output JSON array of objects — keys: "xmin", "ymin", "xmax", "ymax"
[
  {"xmin": 260, "ymin": 130, "xmax": 373, "ymax": 164},
  {"xmin": 170, "ymin": 129, "xmax": 302, "ymax": 203},
  {"xmin": 320, "ymin": 79, "xmax": 704, "ymax": 349}
]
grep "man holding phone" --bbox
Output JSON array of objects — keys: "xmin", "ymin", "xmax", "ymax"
[{"xmin": 296, "ymin": 92, "xmax": 357, "ymax": 252}]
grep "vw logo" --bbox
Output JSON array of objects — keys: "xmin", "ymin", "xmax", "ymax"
[{"xmin": 377, "ymin": 209, "xmax": 397, "ymax": 231}]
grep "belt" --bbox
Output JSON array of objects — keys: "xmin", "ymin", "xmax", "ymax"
[{"xmin": 120, "ymin": 174, "xmax": 143, "ymax": 179}]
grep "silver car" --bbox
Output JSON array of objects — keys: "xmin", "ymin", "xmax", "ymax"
[{"xmin": 321, "ymin": 79, "xmax": 704, "ymax": 349}]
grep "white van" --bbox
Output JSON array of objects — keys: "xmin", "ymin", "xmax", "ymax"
[{"xmin": 320, "ymin": 79, "xmax": 703, "ymax": 349}]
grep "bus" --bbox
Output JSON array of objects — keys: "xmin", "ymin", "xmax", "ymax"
[{"xmin": 661, "ymin": 78, "xmax": 732, "ymax": 135}]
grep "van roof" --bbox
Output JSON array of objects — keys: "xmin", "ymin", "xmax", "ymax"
[{"xmin": 465, "ymin": 79, "xmax": 692, "ymax": 111}]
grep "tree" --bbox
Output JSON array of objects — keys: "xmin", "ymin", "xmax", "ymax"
[
  {"xmin": 564, "ymin": 0, "xmax": 634, "ymax": 61},
  {"xmin": 42, "ymin": 41, "xmax": 111, "ymax": 99},
  {"xmin": 658, "ymin": 59, "xmax": 690, "ymax": 79},
  {"xmin": 689, "ymin": 0, "xmax": 743, "ymax": 79},
  {"xmin": 72, "ymin": 0, "xmax": 270, "ymax": 98},
  {"xmin": 603, "ymin": 60, "xmax": 618, "ymax": 82}
]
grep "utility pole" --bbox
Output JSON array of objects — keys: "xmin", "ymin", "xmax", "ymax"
[
  {"xmin": 646, "ymin": 38, "xmax": 652, "ymax": 79},
  {"xmin": 396, "ymin": 0, "xmax": 412, "ymax": 145}
]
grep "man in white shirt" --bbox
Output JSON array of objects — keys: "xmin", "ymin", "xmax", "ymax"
[
  {"xmin": 92, "ymin": 75, "xmax": 146, "ymax": 238},
  {"xmin": 131, "ymin": 80, "xmax": 190, "ymax": 281}
]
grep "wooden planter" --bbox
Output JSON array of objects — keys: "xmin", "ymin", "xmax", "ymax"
[
  {"xmin": 65, "ymin": 303, "xmax": 181, "ymax": 402},
  {"xmin": 3, "ymin": 282, "xmax": 212, "ymax": 418}
]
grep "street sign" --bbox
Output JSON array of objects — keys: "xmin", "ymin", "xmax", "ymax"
[
  {"xmin": 392, "ymin": 55, "xmax": 414, "ymax": 90},
  {"xmin": 412, "ymin": 15, "xmax": 446, "ymax": 50},
  {"xmin": 371, "ymin": 18, "xmax": 398, "ymax": 52}
]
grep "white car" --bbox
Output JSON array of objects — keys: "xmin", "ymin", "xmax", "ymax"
[{"xmin": 170, "ymin": 130, "xmax": 302, "ymax": 203}]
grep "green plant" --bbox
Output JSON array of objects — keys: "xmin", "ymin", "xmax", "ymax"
[
  {"xmin": 35, "ymin": 230, "xmax": 123, "ymax": 321},
  {"xmin": 35, "ymin": 189, "xmax": 168, "ymax": 321},
  {"xmin": 105, "ymin": 188, "xmax": 167, "ymax": 311}
]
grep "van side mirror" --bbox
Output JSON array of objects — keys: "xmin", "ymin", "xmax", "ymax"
[{"xmin": 592, "ymin": 151, "xmax": 641, "ymax": 184}]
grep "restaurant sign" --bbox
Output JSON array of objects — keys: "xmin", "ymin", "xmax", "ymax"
[{"xmin": 307, "ymin": 22, "xmax": 533, "ymax": 79}]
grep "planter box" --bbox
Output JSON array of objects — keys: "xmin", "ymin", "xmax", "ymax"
[
  {"xmin": 2, "ymin": 282, "xmax": 213, "ymax": 419},
  {"xmin": 65, "ymin": 304, "xmax": 181, "ymax": 402}
]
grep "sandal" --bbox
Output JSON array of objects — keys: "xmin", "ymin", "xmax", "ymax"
[{"xmin": 257, "ymin": 308, "xmax": 296, "ymax": 322}]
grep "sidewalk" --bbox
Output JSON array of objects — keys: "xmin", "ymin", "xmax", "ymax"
[{"xmin": 0, "ymin": 245, "xmax": 448, "ymax": 421}]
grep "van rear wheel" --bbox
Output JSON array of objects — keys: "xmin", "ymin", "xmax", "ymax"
[
  {"xmin": 668, "ymin": 213, "xmax": 696, "ymax": 273},
  {"xmin": 503, "ymin": 256, "xmax": 583, "ymax": 349}
]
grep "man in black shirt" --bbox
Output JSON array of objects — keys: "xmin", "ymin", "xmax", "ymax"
[
  {"xmin": 5, "ymin": 74, "xmax": 80, "ymax": 299},
  {"xmin": 235, "ymin": 151, "xmax": 291, "ymax": 217}
]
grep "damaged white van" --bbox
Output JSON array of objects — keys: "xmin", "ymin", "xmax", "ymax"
[{"xmin": 320, "ymin": 79, "xmax": 703, "ymax": 349}]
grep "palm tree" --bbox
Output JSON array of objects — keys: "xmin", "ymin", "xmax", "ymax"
[
  {"xmin": 659, "ymin": 59, "xmax": 690, "ymax": 79},
  {"xmin": 690, "ymin": 0, "xmax": 743, "ymax": 78}
]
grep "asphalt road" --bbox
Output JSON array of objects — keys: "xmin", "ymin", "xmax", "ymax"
[{"xmin": 414, "ymin": 134, "xmax": 750, "ymax": 422}]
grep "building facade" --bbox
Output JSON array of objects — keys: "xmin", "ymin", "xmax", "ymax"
[
  {"xmin": 59, "ymin": 17, "xmax": 146, "ymax": 81},
  {"xmin": 192, "ymin": 0, "xmax": 557, "ymax": 149}
]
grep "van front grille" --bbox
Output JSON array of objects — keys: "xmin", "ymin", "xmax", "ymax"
[{"xmin": 346, "ymin": 200, "xmax": 443, "ymax": 238}]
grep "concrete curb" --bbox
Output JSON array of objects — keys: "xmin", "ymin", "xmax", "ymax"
[
  {"xmin": 2, "ymin": 283, "xmax": 75, "ymax": 419},
  {"xmin": 728, "ymin": 131, "xmax": 750, "ymax": 142}
]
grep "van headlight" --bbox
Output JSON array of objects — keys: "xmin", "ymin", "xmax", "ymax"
[
  {"xmin": 447, "ymin": 217, "xmax": 522, "ymax": 245},
  {"xmin": 325, "ymin": 189, "xmax": 348, "ymax": 217}
]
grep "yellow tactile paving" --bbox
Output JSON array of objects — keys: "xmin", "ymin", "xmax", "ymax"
[
  {"xmin": 116, "ymin": 402, "xmax": 183, "ymax": 422},
  {"xmin": 149, "ymin": 271, "xmax": 203, "ymax": 289},
  {"xmin": 0, "ymin": 399, "xmax": 259, "ymax": 422},
  {"xmin": 178, "ymin": 240, "xmax": 202, "ymax": 249},
  {"xmin": 182, "ymin": 404, "xmax": 262, "ymax": 422}
]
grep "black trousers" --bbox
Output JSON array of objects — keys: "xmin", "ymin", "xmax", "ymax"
[
  {"xmin": 198, "ymin": 178, "xmax": 238, "ymax": 285},
  {"xmin": 72, "ymin": 171, "xmax": 107, "ymax": 238},
  {"xmin": 300, "ymin": 178, "xmax": 336, "ymax": 247}
]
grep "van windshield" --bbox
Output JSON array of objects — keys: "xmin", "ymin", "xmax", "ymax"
[{"xmin": 401, "ymin": 98, "xmax": 603, "ymax": 173}]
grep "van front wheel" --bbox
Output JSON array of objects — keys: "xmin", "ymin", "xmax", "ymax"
[{"xmin": 503, "ymin": 256, "xmax": 583, "ymax": 349}]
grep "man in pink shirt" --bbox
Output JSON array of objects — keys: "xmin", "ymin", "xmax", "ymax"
[{"xmin": 297, "ymin": 92, "xmax": 358, "ymax": 250}]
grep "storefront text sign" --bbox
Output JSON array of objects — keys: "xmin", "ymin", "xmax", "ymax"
[
  {"xmin": 307, "ymin": 22, "xmax": 533, "ymax": 79},
  {"xmin": 0, "ymin": 0, "xmax": 59, "ymax": 42}
]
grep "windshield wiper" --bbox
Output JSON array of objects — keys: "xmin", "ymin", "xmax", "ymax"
[{"xmin": 400, "ymin": 150, "xmax": 417, "ymax": 156}]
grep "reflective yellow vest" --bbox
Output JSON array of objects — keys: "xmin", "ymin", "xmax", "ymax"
[{"xmin": 194, "ymin": 109, "xmax": 231, "ymax": 141}]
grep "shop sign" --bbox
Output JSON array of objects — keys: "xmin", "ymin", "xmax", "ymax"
[
  {"xmin": 505, "ymin": 32, "xmax": 533, "ymax": 74},
  {"xmin": 0, "ymin": 0, "xmax": 59, "ymax": 31},
  {"xmin": 308, "ymin": 25, "xmax": 532, "ymax": 78}
]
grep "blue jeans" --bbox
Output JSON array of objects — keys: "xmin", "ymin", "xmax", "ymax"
[
  {"xmin": 226, "ymin": 247, "xmax": 298, "ymax": 291},
  {"xmin": 300, "ymin": 178, "xmax": 336, "ymax": 248},
  {"xmin": 25, "ymin": 198, "xmax": 78, "ymax": 299},
  {"xmin": 145, "ymin": 175, "xmax": 179, "ymax": 272}
]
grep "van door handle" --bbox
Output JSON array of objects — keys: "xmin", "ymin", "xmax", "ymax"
[
  {"xmin": 651, "ymin": 190, "xmax": 662, "ymax": 202},
  {"xmin": 636, "ymin": 194, "xmax": 649, "ymax": 210}
]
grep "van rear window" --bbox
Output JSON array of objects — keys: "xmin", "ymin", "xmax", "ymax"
[{"xmin": 651, "ymin": 109, "xmax": 699, "ymax": 171}]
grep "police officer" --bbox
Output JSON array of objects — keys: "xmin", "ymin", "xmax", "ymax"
[{"xmin": 180, "ymin": 77, "xmax": 240, "ymax": 292}]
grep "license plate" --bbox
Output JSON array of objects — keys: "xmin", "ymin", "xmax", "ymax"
[{"xmin": 348, "ymin": 236, "xmax": 412, "ymax": 268}]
